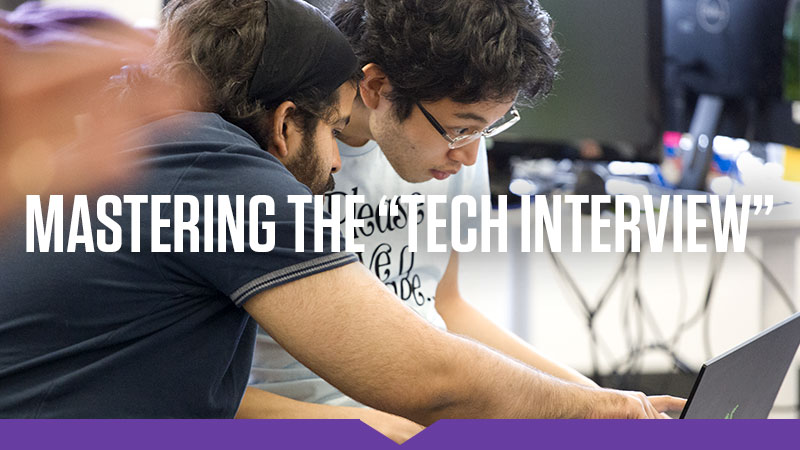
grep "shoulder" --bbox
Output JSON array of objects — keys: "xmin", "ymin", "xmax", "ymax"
[
  {"xmin": 130, "ymin": 111, "xmax": 262, "ymax": 154},
  {"xmin": 128, "ymin": 112, "xmax": 312, "ymax": 200}
]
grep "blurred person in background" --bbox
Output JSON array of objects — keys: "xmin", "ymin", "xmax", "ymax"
[{"xmin": 0, "ymin": 2, "xmax": 184, "ymax": 221}]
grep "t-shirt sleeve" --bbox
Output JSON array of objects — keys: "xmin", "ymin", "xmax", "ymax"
[{"xmin": 156, "ymin": 148, "xmax": 358, "ymax": 307}]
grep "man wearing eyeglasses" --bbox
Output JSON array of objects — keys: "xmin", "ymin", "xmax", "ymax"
[{"xmin": 244, "ymin": 0, "xmax": 601, "ymax": 431}]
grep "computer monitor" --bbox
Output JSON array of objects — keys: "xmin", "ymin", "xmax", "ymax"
[
  {"xmin": 663, "ymin": 0, "xmax": 799, "ymax": 189},
  {"xmin": 663, "ymin": 0, "xmax": 785, "ymax": 102},
  {"xmin": 493, "ymin": 0, "xmax": 665, "ymax": 164}
]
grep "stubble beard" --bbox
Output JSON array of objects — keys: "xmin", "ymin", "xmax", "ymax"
[{"xmin": 285, "ymin": 131, "xmax": 335, "ymax": 195}]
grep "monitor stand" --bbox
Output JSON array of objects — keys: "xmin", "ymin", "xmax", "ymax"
[{"xmin": 677, "ymin": 94, "xmax": 725, "ymax": 191}]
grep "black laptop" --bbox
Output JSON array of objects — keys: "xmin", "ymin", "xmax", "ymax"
[{"xmin": 680, "ymin": 311, "xmax": 800, "ymax": 419}]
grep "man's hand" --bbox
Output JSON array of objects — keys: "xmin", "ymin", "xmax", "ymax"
[{"xmin": 591, "ymin": 391, "xmax": 686, "ymax": 419}]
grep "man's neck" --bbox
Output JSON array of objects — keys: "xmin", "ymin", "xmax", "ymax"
[{"xmin": 337, "ymin": 100, "xmax": 372, "ymax": 147}]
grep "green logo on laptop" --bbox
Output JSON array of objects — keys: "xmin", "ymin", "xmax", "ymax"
[{"xmin": 724, "ymin": 405, "xmax": 739, "ymax": 419}]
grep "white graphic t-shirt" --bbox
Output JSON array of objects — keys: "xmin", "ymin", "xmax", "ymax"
[{"xmin": 248, "ymin": 139, "xmax": 490, "ymax": 406}]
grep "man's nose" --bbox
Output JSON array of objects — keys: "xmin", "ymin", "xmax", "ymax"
[
  {"xmin": 331, "ymin": 141, "xmax": 342, "ymax": 173},
  {"xmin": 447, "ymin": 139, "xmax": 480, "ymax": 166}
]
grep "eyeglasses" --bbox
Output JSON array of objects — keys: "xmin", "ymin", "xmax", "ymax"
[{"xmin": 416, "ymin": 102, "xmax": 521, "ymax": 149}]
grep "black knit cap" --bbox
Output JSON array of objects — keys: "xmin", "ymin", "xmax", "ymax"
[{"xmin": 247, "ymin": 0, "xmax": 358, "ymax": 106}]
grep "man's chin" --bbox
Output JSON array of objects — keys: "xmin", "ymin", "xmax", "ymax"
[
  {"xmin": 323, "ymin": 176, "xmax": 336, "ymax": 194},
  {"xmin": 309, "ymin": 176, "xmax": 336, "ymax": 195},
  {"xmin": 397, "ymin": 169, "xmax": 434, "ymax": 184}
]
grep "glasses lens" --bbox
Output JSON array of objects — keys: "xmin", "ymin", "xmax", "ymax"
[
  {"xmin": 484, "ymin": 108, "xmax": 520, "ymax": 138},
  {"xmin": 448, "ymin": 132, "xmax": 482, "ymax": 149}
]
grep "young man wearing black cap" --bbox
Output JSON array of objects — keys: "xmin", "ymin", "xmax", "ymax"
[
  {"xmin": 0, "ymin": 0, "xmax": 359, "ymax": 418},
  {"xmin": 0, "ymin": 0, "xmax": 681, "ymax": 429}
]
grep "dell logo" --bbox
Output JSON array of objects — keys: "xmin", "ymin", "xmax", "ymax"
[{"xmin": 696, "ymin": 0, "xmax": 730, "ymax": 34}]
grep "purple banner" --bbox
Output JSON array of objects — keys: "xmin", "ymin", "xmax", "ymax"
[{"xmin": 2, "ymin": 419, "xmax": 798, "ymax": 450}]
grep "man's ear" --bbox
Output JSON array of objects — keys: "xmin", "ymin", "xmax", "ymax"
[
  {"xmin": 268, "ymin": 100, "xmax": 302, "ymax": 161},
  {"xmin": 359, "ymin": 63, "xmax": 391, "ymax": 111}
]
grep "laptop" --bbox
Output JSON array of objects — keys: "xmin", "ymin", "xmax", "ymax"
[{"xmin": 680, "ymin": 311, "xmax": 800, "ymax": 419}]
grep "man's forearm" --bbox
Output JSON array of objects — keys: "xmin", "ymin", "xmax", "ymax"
[
  {"xmin": 245, "ymin": 263, "xmax": 681, "ymax": 423},
  {"xmin": 406, "ymin": 327, "xmax": 605, "ymax": 423},
  {"xmin": 413, "ymin": 331, "xmax": 681, "ymax": 422},
  {"xmin": 436, "ymin": 294, "xmax": 598, "ymax": 387},
  {"xmin": 435, "ymin": 251, "xmax": 597, "ymax": 388}
]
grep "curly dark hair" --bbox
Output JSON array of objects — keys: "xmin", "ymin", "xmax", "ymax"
[
  {"xmin": 113, "ymin": 0, "xmax": 356, "ymax": 146},
  {"xmin": 331, "ymin": 0, "xmax": 560, "ymax": 120}
]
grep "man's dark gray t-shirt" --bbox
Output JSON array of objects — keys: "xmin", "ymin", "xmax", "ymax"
[{"xmin": 0, "ymin": 112, "xmax": 357, "ymax": 418}]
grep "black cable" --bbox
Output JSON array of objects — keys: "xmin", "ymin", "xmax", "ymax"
[
  {"xmin": 547, "ymin": 249, "xmax": 593, "ymax": 317},
  {"xmin": 548, "ymin": 235, "xmax": 698, "ymax": 384},
  {"xmin": 633, "ymin": 249, "xmax": 696, "ymax": 371},
  {"xmin": 702, "ymin": 252, "xmax": 725, "ymax": 359},
  {"xmin": 614, "ymin": 256, "xmax": 640, "ymax": 387},
  {"xmin": 669, "ymin": 251, "xmax": 726, "ymax": 350},
  {"xmin": 633, "ymin": 252, "xmax": 667, "ymax": 343},
  {"xmin": 547, "ymin": 249, "xmax": 604, "ymax": 378},
  {"xmin": 610, "ymin": 245, "xmax": 709, "ymax": 381},
  {"xmin": 627, "ymin": 253, "xmax": 647, "ymax": 381},
  {"xmin": 548, "ymin": 228, "xmax": 734, "ymax": 384},
  {"xmin": 547, "ymin": 245, "xmax": 631, "ymax": 378},
  {"xmin": 593, "ymin": 245, "xmax": 635, "ymax": 315},
  {"xmin": 671, "ymin": 251, "xmax": 690, "ymax": 348},
  {"xmin": 620, "ymin": 258, "xmax": 638, "ymax": 371},
  {"xmin": 702, "ymin": 299, "xmax": 714, "ymax": 360},
  {"xmin": 622, "ymin": 249, "xmax": 696, "ymax": 380},
  {"xmin": 607, "ymin": 343, "xmax": 697, "ymax": 376},
  {"xmin": 744, "ymin": 246, "xmax": 798, "ymax": 314}
]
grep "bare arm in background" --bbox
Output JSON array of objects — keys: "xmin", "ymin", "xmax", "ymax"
[
  {"xmin": 236, "ymin": 387, "xmax": 424, "ymax": 444},
  {"xmin": 435, "ymin": 251, "xmax": 599, "ymax": 387}
]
